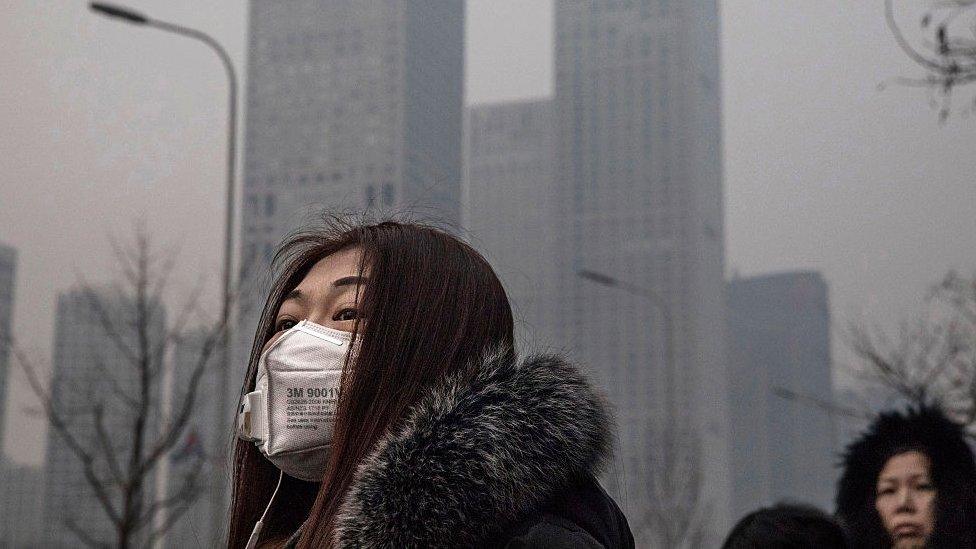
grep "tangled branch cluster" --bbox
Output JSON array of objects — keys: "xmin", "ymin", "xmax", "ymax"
[
  {"xmin": 886, "ymin": 0, "xmax": 976, "ymax": 119},
  {"xmin": 849, "ymin": 271, "xmax": 976, "ymax": 439}
]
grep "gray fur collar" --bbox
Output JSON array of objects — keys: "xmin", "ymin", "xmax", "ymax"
[{"xmin": 331, "ymin": 350, "xmax": 613, "ymax": 547}]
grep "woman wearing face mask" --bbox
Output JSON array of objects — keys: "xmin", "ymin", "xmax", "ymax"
[
  {"xmin": 227, "ymin": 218, "xmax": 634, "ymax": 549},
  {"xmin": 835, "ymin": 405, "xmax": 976, "ymax": 548}
]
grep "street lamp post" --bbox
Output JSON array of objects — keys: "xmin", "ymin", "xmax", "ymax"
[
  {"xmin": 771, "ymin": 385, "xmax": 871, "ymax": 454},
  {"xmin": 578, "ymin": 269, "xmax": 710, "ymax": 543},
  {"xmin": 577, "ymin": 269, "xmax": 677, "ymax": 424},
  {"xmin": 90, "ymin": 3, "xmax": 237, "ymax": 545}
]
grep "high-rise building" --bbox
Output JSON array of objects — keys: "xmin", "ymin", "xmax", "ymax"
[
  {"xmin": 553, "ymin": 1, "xmax": 728, "ymax": 543},
  {"xmin": 240, "ymin": 0, "xmax": 464, "ymax": 295},
  {"xmin": 0, "ymin": 460, "xmax": 44, "ymax": 548},
  {"xmin": 43, "ymin": 288, "xmax": 163, "ymax": 547},
  {"xmin": 0, "ymin": 243, "xmax": 15, "ymax": 450},
  {"xmin": 237, "ymin": 0, "xmax": 465, "ymax": 434},
  {"xmin": 465, "ymin": 99, "xmax": 557, "ymax": 350},
  {"xmin": 727, "ymin": 272, "xmax": 835, "ymax": 520}
]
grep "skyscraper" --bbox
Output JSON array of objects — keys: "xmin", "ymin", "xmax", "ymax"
[
  {"xmin": 727, "ymin": 271, "xmax": 835, "ymax": 520},
  {"xmin": 43, "ymin": 288, "xmax": 163, "ymax": 547},
  {"xmin": 0, "ymin": 243, "xmax": 15, "ymax": 449},
  {"xmin": 236, "ymin": 0, "xmax": 466, "ymax": 436},
  {"xmin": 240, "ymin": 0, "xmax": 464, "ymax": 296},
  {"xmin": 465, "ymin": 99, "xmax": 557, "ymax": 349},
  {"xmin": 553, "ymin": 0, "xmax": 728, "ymax": 543}
]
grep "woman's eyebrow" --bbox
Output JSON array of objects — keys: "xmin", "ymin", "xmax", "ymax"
[
  {"xmin": 282, "ymin": 288, "xmax": 306, "ymax": 304},
  {"xmin": 333, "ymin": 275, "xmax": 367, "ymax": 288}
]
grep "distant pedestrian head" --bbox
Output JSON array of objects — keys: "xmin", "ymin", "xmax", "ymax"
[
  {"xmin": 836, "ymin": 404, "xmax": 976, "ymax": 548},
  {"xmin": 722, "ymin": 504, "xmax": 850, "ymax": 549}
]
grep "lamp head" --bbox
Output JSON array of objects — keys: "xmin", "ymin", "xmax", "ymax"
[{"xmin": 90, "ymin": 2, "xmax": 149, "ymax": 25}]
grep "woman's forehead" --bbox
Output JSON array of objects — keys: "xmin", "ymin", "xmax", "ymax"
[
  {"xmin": 298, "ymin": 247, "xmax": 365, "ymax": 292},
  {"xmin": 879, "ymin": 450, "xmax": 931, "ymax": 478}
]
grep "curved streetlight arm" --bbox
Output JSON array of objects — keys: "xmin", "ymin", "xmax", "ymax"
[
  {"xmin": 771, "ymin": 386, "xmax": 869, "ymax": 420},
  {"xmin": 577, "ymin": 269, "xmax": 673, "ymax": 332},
  {"xmin": 615, "ymin": 280, "xmax": 671, "ymax": 317},
  {"xmin": 146, "ymin": 16, "xmax": 239, "ymax": 336},
  {"xmin": 578, "ymin": 269, "xmax": 670, "ymax": 313},
  {"xmin": 148, "ymin": 20, "xmax": 238, "ymax": 92}
]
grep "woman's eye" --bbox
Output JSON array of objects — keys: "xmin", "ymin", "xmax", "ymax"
[
  {"xmin": 333, "ymin": 308, "xmax": 360, "ymax": 322},
  {"xmin": 274, "ymin": 318, "xmax": 297, "ymax": 332}
]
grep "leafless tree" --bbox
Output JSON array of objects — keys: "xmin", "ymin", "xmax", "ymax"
[
  {"xmin": 10, "ymin": 227, "xmax": 224, "ymax": 548},
  {"xmin": 634, "ymin": 420, "xmax": 711, "ymax": 548},
  {"xmin": 848, "ymin": 270, "xmax": 976, "ymax": 438},
  {"xmin": 884, "ymin": 0, "xmax": 976, "ymax": 120}
]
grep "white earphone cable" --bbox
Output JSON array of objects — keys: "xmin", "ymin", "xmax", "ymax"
[{"xmin": 245, "ymin": 470, "xmax": 284, "ymax": 549}]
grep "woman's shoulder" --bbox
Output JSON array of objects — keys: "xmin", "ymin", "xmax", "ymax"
[
  {"xmin": 500, "ymin": 476, "xmax": 635, "ymax": 549},
  {"xmin": 502, "ymin": 514, "xmax": 606, "ymax": 549},
  {"xmin": 332, "ymin": 352, "xmax": 622, "ymax": 547}
]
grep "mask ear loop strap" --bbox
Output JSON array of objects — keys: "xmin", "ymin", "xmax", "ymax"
[{"xmin": 245, "ymin": 470, "xmax": 284, "ymax": 549}]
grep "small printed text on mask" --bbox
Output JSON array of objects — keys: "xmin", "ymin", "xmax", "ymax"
[{"xmin": 285, "ymin": 386, "xmax": 339, "ymax": 430}]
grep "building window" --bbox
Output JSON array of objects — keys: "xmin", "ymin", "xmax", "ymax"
[
  {"xmin": 264, "ymin": 194, "xmax": 276, "ymax": 217},
  {"xmin": 365, "ymin": 184, "xmax": 376, "ymax": 207},
  {"xmin": 382, "ymin": 183, "xmax": 395, "ymax": 206}
]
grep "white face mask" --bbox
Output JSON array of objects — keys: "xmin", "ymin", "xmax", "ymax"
[{"xmin": 237, "ymin": 319, "xmax": 355, "ymax": 482}]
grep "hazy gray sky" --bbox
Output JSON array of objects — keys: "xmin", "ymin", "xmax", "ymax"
[{"xmin": 1, "ymin": 0, "xmax": 974, "ymax": 465}]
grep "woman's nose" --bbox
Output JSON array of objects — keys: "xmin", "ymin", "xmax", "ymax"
[{"xmin": 896, "ymin": 488, "xmax": 916, "ymax": 511}]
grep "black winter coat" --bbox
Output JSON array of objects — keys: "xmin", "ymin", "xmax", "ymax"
[
  {"xmin": 285, "ymin": 350, "xmax": 633, "ymax": 548},
  {"xmin": 500, "ymin": 475, "xmax": 633, "ymax": 548}
]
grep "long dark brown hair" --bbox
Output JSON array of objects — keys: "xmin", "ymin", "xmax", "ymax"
[{"xmin": 227, "ymin": 216, "xmax": 515, "ymax": 548}]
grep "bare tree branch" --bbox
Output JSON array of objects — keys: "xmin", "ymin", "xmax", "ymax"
[
  {"xmin": 848, "ymin": 271, "xmax": 976, "ymax": 440},
  {"xmin": 635, "ymin": 420, "xmax": 710, "ymax": 548},
  {"xmin": 141, "ymin": 324, "xmax": 220, "ymax": 478},
  {"xmin": 74, "ymin": 282, "xmax": 140, "ymax": 367},
  {"xmin": 106, "ymin": 233, "xmax": 141, "ymax": 294},
  {"xmin": 144, "ymin": 476, "xmax": 206, "ymax": 548},
  {"xmin": 94, "ymin": 402, "xmax": 126, "ymax": 487},
  {"xmin": 64, "ymin": 517, "xmax": 111, "ymax": 549},
  {"xmin": 15, "ymin": 228, "xmax": 226, "ymax": 547},
  {"xmin": 886, "ymin": 0, "xmax": 951, "ymax": 72},
  {"xmin": 11, "ymin": 342, "xmax": 122, "ymax": 526},
  {"xmin": 140, "ymin": 454, "xmax": 206, "ymax": 529},
  {"xmin": 91, "ymin": 356, "xmax": 140, "ymax": 412},
  {"xmin": 884, "ymin": 0, "xmax": 976, "ymax": 118}
]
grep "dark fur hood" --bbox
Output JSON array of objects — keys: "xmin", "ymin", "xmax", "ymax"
[
  {"xmin": 835, "ymin": 404, "xmax": 976, "ymax": 548},
  {"xmin": 325, "ymin": 349, "xmax": 614, "ymax": 547}
]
